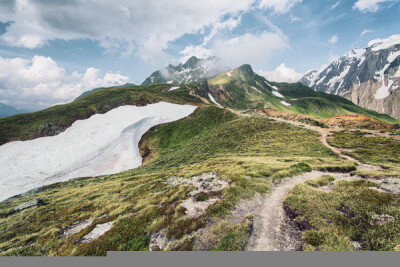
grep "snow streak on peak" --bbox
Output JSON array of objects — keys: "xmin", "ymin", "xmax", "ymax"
[{"xmin": 368, "ymin": 35, "xmax": 400, "ymax": 51}]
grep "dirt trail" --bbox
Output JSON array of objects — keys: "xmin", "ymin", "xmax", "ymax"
[
  {"xmin": 244, "ymin": 171, "xmax": 364, "ymax": 251},
  {"xmin": 225, "ymin": 108, "xmax": 382, "ymax": 251}
]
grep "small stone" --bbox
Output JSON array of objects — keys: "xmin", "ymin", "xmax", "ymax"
[
  {"xmin": 14, "ymin": 198, "xmax": 44, "ymax": 212},
  {"xmin": 352, "ymin": 241, "xmax": 362, "ymax": 251},
  {"xmin": 372, "ymin": 214, "xmax": 394, "ymax": 225}
]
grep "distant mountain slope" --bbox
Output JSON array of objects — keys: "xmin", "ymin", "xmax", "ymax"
[
  {"xmin": 0, "ymin": 103, "xmax": 29, "ymax": 118},
  {"xmin": 141, "ymin": 56, "xmax": 229, "ymax": 85},
  {"xmin": 300, "ymin": 34, "xmax": 400, "ymax": 120},
  {"xmin": 208, "ymin": 64, "xmax": 397, "ymax": 123},
  {"xmin": 74, "ymin": 83, "xmax": 137, "ymax": 100}
]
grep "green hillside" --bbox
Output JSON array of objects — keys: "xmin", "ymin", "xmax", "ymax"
[{"xmin": 207, "ymin": 65, "xmax": 398, "ymax": 124}]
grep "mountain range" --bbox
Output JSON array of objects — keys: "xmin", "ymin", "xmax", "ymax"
[{"xmin": 300, "ymin": 35, "xmax": 400, "ymax": 120}]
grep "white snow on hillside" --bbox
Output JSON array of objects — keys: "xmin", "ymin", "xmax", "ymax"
[
  {"xmin": 272, "ymin": 91, "xmax": 283, "ymax": 98},
  {"xmin": 374, "ymin": 51, "xmax": 400, "ymax": 99},
  {"xmin": 169, "ymin": 86, "xmax": 180, "ymax": 91},
  {"xmin": 264, "ymin": 81, "xmax": 279, "ymax": 90},
  {"xmin": 0, "ymin": 102, "xmax": 197, "ymax": 201},
  {"xmin": 208, "ymin": 93, "xmax": 221, "ymax": 106},
  {"xmin": 281, "ymin": 101, "xmax": 291, "ymax": 106}
]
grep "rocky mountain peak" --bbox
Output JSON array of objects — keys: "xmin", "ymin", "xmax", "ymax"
[
  {"xmin": 300, "ymin": 34, "xmax": 400, "ymax": 120},
  {"xmin": 141, "ymin": 56, "xmax": 229, "ymax": 85}
]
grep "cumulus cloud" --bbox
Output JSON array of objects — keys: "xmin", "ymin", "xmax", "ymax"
[
  {"xmin": 0, "ymin": 0, "xmax": 256, "ymax": 62},
  {"xmin": 328, "ymin": 34, "xmax": 338, "ymax": 44},
  {"xmin": 259, "ymin": 0, "xmax": 303, "ymax": 13},
  {"xmin": 258, "ymin": 63, "xmax": 302, "ymax": 83},
  {"xmin": 0, "ymin": 55, "xmax": 131, "ymax": 110},
  {"xmin": 211, "ymin": 32, "xmax": 288, "ymax": 68},
  {"xmin": 353, "ymin": 0, "xmax": 392, "ymax": 12},
  {"xmin": 0, "ymin": 1, "xmax": 303, "ymax": 62}
]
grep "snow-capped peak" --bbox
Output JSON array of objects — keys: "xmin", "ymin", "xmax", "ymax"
[
  {"xmin": 368, "ymin": 34, "xmax": 400, "ymax": 51},
  {"xmin": 344, "ymin": 48, "xmax": 366, "ymax": 59}
]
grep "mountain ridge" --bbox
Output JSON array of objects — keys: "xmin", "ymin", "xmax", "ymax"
[
  {"xmin": 141, "ymin": 56, "xmax": 229, "ymax": 85},
  {"xmin": 300, "ymin": 34, "xmax": 400, "ymax": 120}
]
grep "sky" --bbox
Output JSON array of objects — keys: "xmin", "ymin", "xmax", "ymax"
[{"xmin": 0, "ymin": 0, "xmax": 399, "ymax": 110}]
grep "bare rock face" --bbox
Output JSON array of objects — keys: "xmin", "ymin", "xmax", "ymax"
[
  {"xmin": 14, "ymin": 198, "xmax": 43, "ymax": 212},
  {"xmin": 300, "ymin": 35, "xmax": 400, "ymax": 120}
]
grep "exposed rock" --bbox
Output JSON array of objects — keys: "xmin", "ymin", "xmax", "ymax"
[
  {"xmin": 372, "ymin": 214, "xmax": 395, "ymax": 225},
  {"xmin": 149, "ymin": 229, "xmax": 169, "ymax": 251},
  {"xmin": 80, "ymin": 221, "xmax": 115, "ymax": 244},
  {"xmin": 14, "ymin": 198, "xmax": 44, "ymax": 212},
  {"xmin": 370, "ymin": 178, "xmax": 400, "ymax": 195},
  {"xmin": 165, "ymin": 172, "xmax": 229, "ymax": 197},
  {"xmin": 180, "ymin": 198, "xmax": 218, "ymax": 218},
  {"xmin": 58, "ymin": 217, "xmax": 93, "ymax": 239},
  {"xmin": 352, "ymin": 241, "xmax": 363, "ymax": 251}
]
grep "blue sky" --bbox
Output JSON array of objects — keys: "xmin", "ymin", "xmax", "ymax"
[{"xmin": 0, "ymin": 0, "xmax": 399, "ymax": 110}]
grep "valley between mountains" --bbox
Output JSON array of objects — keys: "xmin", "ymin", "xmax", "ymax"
[{"xmin": 1, "ymin": 59, "xmax": 400, "ymax": 254}]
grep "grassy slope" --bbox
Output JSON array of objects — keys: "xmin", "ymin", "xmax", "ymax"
[
  {"xmin": 285, "ymin": 176, "xmax": 400, "ymax": 251},
  {"xmin": 327, "ymin": 130, "xmax": 400, "ymax": 177},
  {"xmin": 277, "ymin": 83, "xmax": 398, "ymax": 124},
  {"xmin": 284, "ymin": 131, "xmax": 400, "ymax": 251},
  {"xmin": 0, "ymin": 106, "xmax": 354, "ymax": 255},
  {"xmin": 0, "ymin": 84, "xmax": 204, "ymax": 145}
]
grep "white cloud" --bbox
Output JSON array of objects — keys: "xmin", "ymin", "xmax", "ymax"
[
  {"xmin": 202, "ymin": 16, "xmax": 242, "ymax": 46},
  {"xmin": 211, "ymin": 32, "xmax": 288, "ymax": 68},
  {"xmin": 259, "ymin": 0, "xmax": 303, "ymax": 13},
  {"xmin": 328, "ymin": 34, "xmax": 338, "ymax": 44},
  {"xmin": 0, "ymin": 0, "xmax": 256, "ymax": 62},
  {"xmin": 179, "ymin": 45, "xmax": 214, "ymax": 62},
  {"xmin": 0, "ymin": 55, "xmax": 131, "ymax": 110},
  {"xmin": 360, "ymin": 29, "xmax": 373, "ymax": 36},
  {"xmin": 290, "ymin": 15, "xmax": 301, "ymax": 23},
  {"xmin": 332, "ymin": 1, "xmax": 341, "ymax": 9},
  {"xmin": 0, "ymin": 1, "xmax": 303, "ymax": 62},
  {"xmin": 258, "ymin": 63, "xmax": 302, "ymax": 83},
  {"xmin": 353, "ymin": 0, "xmax": 392, "ymax": 12}
]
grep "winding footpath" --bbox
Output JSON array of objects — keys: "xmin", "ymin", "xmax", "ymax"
[{"xmin": 227, "ymin": 111, "xmax": 382, "ymax": 251}]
